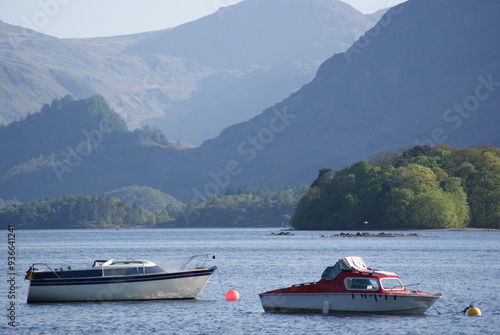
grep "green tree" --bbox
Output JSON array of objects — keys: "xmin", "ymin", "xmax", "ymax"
[
  {"xmin": 310, "ymin": 168, "xmax": 333, "ymax": 188},
  {"xmin": 291, "ymin": 145, "xmax": 485, "ymax": 230},
  {"xmin": 444, "ymin": 146, "xmax": 500, "ymax": 227},
  {"xmin": 391, "ymin": 164, "xmax": 438, "ymax": 194}
]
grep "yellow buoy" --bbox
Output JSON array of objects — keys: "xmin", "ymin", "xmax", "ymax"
[{"xmin": 467, "ymin": 307, "xmax": 482, "ymax": 316}]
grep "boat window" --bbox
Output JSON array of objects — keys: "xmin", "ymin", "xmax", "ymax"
[
  {"xmin": 103, "ymin": 267, "xmax": 143, "ymax": 276},
  {"xmin": 344, "ymin": 277, "xmax": 379, "ymax": 291},
  {"xmin": 380, "ymin": 278, "xmax": 404, "ymax": 290}
]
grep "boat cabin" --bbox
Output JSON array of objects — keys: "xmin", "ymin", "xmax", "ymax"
[
  {"xmin": 270, "ymin": 257, "xmax": 411, "ymax": 295},
  {"xmin": 26, "ymin": 259, "xmax": 165, "ymax": 280},
  {"xmin": 322, "ymin": 269, "xmax": 407, "ymax": 294}
]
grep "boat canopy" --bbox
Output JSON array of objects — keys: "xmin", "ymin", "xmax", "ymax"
[{"xmin": 321, "ymin": 256, "xmax": 369, "ymax": 280}]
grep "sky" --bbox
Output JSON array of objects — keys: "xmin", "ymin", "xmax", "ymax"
[{"xmin": 0, "ymin": 0, "xmax": 407, "ymax": 39}]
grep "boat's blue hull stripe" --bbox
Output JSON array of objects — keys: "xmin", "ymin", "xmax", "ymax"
[{"xmin": 30, "ymin": 269, "xmax": 215, "ymax": 287}]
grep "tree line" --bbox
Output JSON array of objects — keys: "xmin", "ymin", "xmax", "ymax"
[
  {"xmin": 1, "ymin": 145, "xmax": 498, "ymax": 230},
  {"xmin": 0, "ymin": 194, "xmax": 161, "ymax": 229},
  {"xmin": 291, "ymin": 145, "xmax": 499, "ymax": 230},
  {"xmin": 0, "ymin": 184, "xmax": 308, "ymax": 229},
  {"xmin": 170, "ymin": 184, "xmax": 309, "ymax": 227}
]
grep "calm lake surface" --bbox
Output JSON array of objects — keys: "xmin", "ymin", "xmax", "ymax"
[{"xmin": 2, "ymin": 228, "xmax": 499, "ymax": 334}]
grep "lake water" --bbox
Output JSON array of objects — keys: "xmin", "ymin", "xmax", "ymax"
[{"xmin": 2, "ymin": 228, "xmax": 499, "ymax": 335}]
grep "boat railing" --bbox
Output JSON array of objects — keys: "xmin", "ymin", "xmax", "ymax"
[
  {"xmin": 179, "ymin": 253, "xmax": 216, "ymax": 270},
  {"xmin": 386, "ymin": 282, "xmax": 420, "ymax": 293},
  {"xmin": 404, "ymin": 283, "xmax": 421, "ymax": 292},
  {"xmin": 30, "ymin": 263, "xmax": 62, "ymax": 278}
]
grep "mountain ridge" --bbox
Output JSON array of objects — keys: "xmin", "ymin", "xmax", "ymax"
[
  {"xmin": 157, "ymin": 0, "xmax": 500, "ymax": 200},
  {"xmin": 0, "ymin": 0, "xmax": 498, "ymax": 204},
  {"xmin": 0, "ymin": 0, "xmax": 376, "ymax": 145},
  {"xmin": 126, "ymin": 0, "xmax": 372, "ymax": 69}
]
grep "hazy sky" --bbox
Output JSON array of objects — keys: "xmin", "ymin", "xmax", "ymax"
[{"xmin": 0, "ymin": 0, "xmax": 407, "ymax": 38}]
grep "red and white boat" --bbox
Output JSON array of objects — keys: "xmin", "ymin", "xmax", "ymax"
[{"xmin": 259, "ymin": 256, "xmax": 441, "ymax": 315}]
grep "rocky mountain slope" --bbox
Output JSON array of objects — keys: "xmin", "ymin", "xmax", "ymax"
[
  {"xmin": 158, "ymin": 0, "xmax": 500, "ymax": 201},
  {"xmin": 0, "ymin": 0, "xmax": 376, "ymax": 145}
]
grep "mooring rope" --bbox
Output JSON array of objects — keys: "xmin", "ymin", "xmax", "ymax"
[{"xmin": 216, "ymin": 268, "xmax": 226, "ymax": 297}]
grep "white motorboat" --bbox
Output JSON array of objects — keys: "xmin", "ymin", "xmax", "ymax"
[{"xmin": 25, "ymin": 254, "xmax": 216, "ymax": 303}]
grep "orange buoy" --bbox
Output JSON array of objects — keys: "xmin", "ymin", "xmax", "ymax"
[{"xmin": 225, "ymin": 289, "xmax": 240, "ymax": 301}]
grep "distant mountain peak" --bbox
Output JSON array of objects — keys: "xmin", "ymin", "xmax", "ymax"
[
  {"xmin": 125, "ymin": 0, "xmax": 374, "ymax": 69},
  {"xmin": 0, "ymin": 0, "xmax": 375, "ymax": 144}
]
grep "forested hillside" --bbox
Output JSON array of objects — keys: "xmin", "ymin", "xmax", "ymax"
[
  {"xmin": 0, "ymin": 194, "xmax": 162, "ymax": 229},
  {"xmin": 169, "ymin": 184, "xmax": 308, "ymax": 227},
  {"xmin": 292, "ymin": 145, "xmax": 500, "ymax": 230},
  {"xmin": 0, "ymin": 95, "xmax": 127, "ymax": 177},
  {"xmin": 105, "ymin": 186, "xmax": 183, "ymax": 213},
  {"xmin": 0, "ymin": 184, "xmax": 307, "ymax": 229},
  {"xmin": 2, "ymin": 145, "xmax": 497, "ymax": 230},
  {"xmin": 0, "ymin": 95, "xmax": 187, "ymax": 202}
]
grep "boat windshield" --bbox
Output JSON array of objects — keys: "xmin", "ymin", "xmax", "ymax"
[
  {"xmin": 380, "ymin": 278, "xmax": 404, "ymax": 290},
  {"xmin": 344, "ymin": 277, "xmax": 379, "ymax": 291}
]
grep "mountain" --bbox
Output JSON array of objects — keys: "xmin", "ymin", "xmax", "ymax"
[
  {"xmin": 0, "ymin": 0, "xmax": 498, "ymax": 204},
  {"xmin": 0, "ymin": 0, "xmax": 376, "ymax": 145},
  {"xmin": 0, "ymin": 21, "xmax": 213, "ymax": 129},
  {"xmin": 0, "ymin": 95, "xmax": 126, "ymax": 177},
  {"xmin": 128, "ymin": 0, "xmax": 376, "ymax": 144},
  {"xmin": 0, "ymin": 96, "xmax": 183, "ymax": 202},
  {"xmin": 126, "ymin": 0, "xmax": 373, "ymax": 70},
  {"xmin": 156, "ymin": 0, "xmax": 500, "ymax": 201}
]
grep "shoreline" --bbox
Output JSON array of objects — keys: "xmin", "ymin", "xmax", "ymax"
[
  {"xmin": 321, "ymin": 232, "xmax": 431, "ymax": 238},
  {"xmin": 282, "ymin": 227, "xmax": 499, "ymax": 232},
  {"xmin": 411, "ymin": 228, "xmax": 499, "ymax": 231}
]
